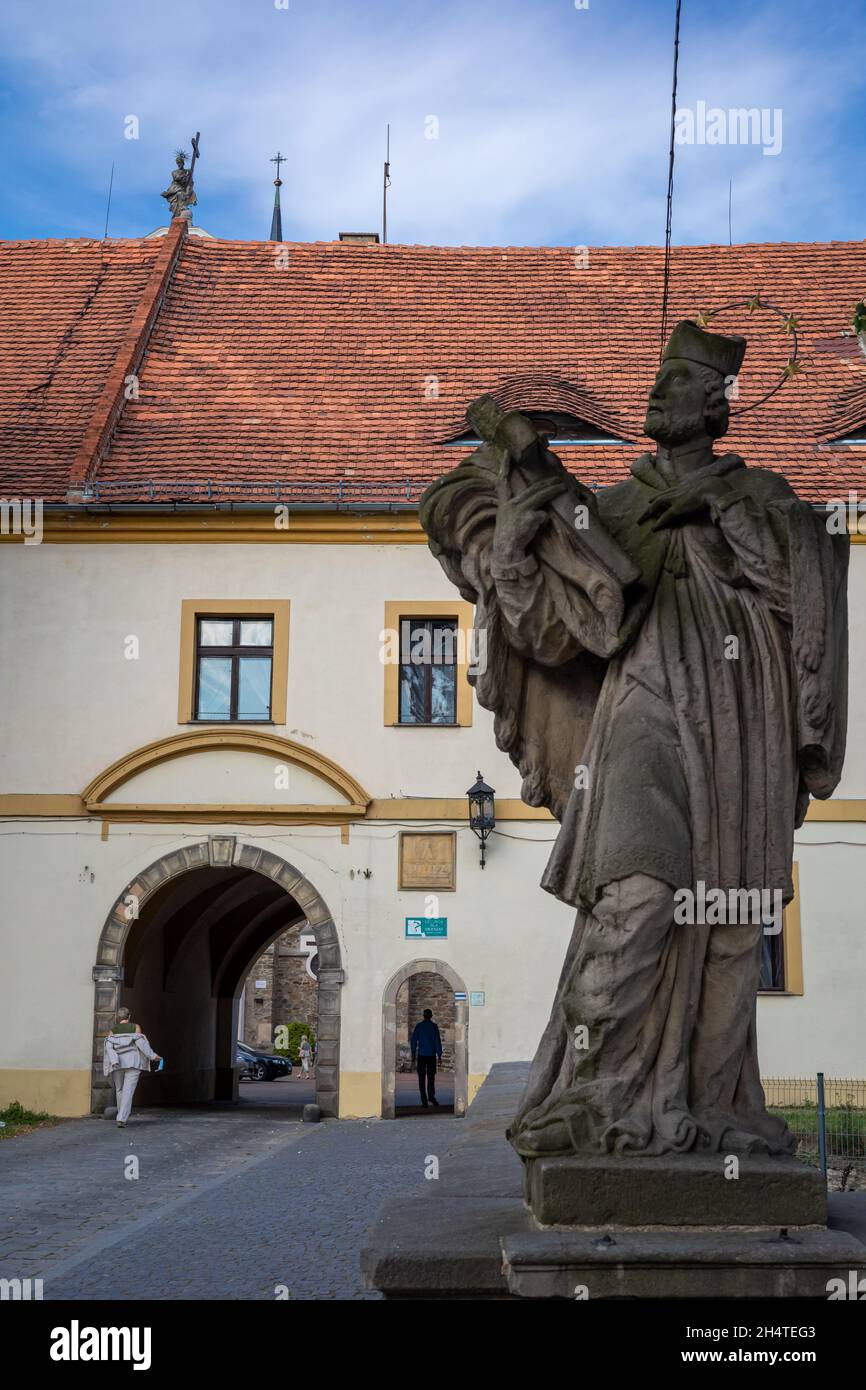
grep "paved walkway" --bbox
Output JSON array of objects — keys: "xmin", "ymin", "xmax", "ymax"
[
  {"xmin": 0, "ymin": 1106, "xmax": 457, "ymax": 1300},
  {"xmin": 237, "ymin": 1072, "xmax": 456, "ymax": 1110}
]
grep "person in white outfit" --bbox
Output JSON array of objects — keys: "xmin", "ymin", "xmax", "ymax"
[{"xmin": 102, "ymin": 1007, "xmax": 161, "ymax": 1127}]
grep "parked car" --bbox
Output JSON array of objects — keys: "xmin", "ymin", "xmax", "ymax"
[
  {"xmin": 236, "ymin": 1041, "xmax": 293, "ymax": 1082},
  {"xmin": 236, "ymin": 1048, "xmax": 255, "ymax": 1081}
]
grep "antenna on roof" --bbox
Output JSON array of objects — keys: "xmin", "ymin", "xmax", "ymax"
[
  {"xmin": 728, "ymin": 178, "xmax": 733, "ymax": 246},
  {"xmin": 382, "ymin": 124, "xmax": 391, "ymax": 245},
  {"xmin": 270, "ymin": 151, "xmax": 285, "ymax": 241},
  {"xmin": 103, "ymin": 161, "xmax": 115, "ymax": 240}
]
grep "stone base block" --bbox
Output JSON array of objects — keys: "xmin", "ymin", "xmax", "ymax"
[
  {"xmin": 362, "ymin": 1196, "xmax": 530, "ymax": 1298},
  {"xmin": 525, "ymin": 1152, "xmax": 826, "ymax": 1228},
  {"xmin": 502, "ymin": 1227, "xmax": 866, "ymax": 1299}
]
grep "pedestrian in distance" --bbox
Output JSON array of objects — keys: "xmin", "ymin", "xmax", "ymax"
[
  {"xmin": 299, "ymin": 1033, "xmax": 313, "ymax": 1078},
  {"xmin": 103, "ymin": 1007, "xmax": 161, "ymax": 1127},
  {"xmin": 411, "ymin": 1008, "xmax": 442, "ymax": 1108}
]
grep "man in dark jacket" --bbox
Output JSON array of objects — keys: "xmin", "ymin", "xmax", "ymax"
[{"xmin": 411, "ymin": 1009, "xmax": 442, "ymax": 1108}]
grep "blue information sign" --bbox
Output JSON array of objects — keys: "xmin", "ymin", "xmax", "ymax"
[{"xmin": 404, "ymin": 916, "xmax": 448, "ymax": 939}]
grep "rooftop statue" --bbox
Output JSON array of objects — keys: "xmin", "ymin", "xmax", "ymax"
[
  {"xmin": 420, "ymin": 322, "xmax": 848, "ymax": 1160},
  {"xmin": 161, "ymin": 147, "xmax": 198, "ymax": 220}
]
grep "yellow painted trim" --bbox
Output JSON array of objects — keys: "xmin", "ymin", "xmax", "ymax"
[
  {"xmin": 369, "ymin": 797, "xmax": 552, "ymax": 820},
  {"xmin": 0, "ymin": 795, "xmax": 87, "ymax": 816},
  {"xmin": 5, "ymin": 794, "xmax": 865, "ymax": 825},
  {"xmin": 383, "ymin": 600, "xmax": 475, "ymax": 728},
  {"xmin": 178, "ymin": 599, "xmax": 290, "ymax": 725},
  {"xmin": 802, "ymin": 799, "xmax": 866, "ymax": 821},
  {"xmin": 80, "ymin": 729, "xmax": 371, "ymax": 810},
  {"xmin": 0, "ymin": 1068, "xmax": 90, "ymax": 1118},
  {"xmin": 468, "ymin": 1072, "xmax": 487, "ymax": 1106},
  {"xmin": 0, "ymin": 510, "xmax": 861, "ymax": 546},
  {"xmin": 338, "ymin": 1070, "xmax": 381, "ymax": 1118},
  {"xmin": 0, "ymin": 793, "xmax": 549, "ymax": 822},
  {"xmin": 0, "ymin": 512, "xmax": 428, "ymax": 544},
  {"xmin": 86, "ymin": 803, "xmax": 368, "ymax": 823},
  {"xmin": 783, "ymin": 861, "xmax": 804, "ymax": 995}
]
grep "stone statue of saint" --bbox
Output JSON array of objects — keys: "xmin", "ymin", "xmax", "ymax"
[
  {"xmin": 161, "ymin": 150, "xmax": 197, "ymax": 219},
  {"xmin": 420, "ymin": 321, "xmax": 848, "ymax": 1160}
]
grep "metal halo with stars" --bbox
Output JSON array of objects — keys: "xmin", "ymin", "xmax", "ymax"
[{"xmin": 692, "ymin": 294, "xmax": 803, "ymax": 415}]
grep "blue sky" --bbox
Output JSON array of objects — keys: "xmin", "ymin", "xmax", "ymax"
[{"xmin": 0, "ymin": 0, "xmax": 863, "ymax": 246}]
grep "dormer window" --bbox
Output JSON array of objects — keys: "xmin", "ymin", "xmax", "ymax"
[{"xmin": 444, "ymin": 411, "xmax": 625, "ymax": 446}]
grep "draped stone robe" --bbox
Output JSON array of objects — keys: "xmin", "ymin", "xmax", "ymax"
[{"xmin": 420, "ymin": 442, "xmax": 848, "ymax": 1157}]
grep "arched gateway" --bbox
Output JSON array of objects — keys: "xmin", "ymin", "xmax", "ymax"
[{"xmin": 91, "ymin": 836, "xmax": 343, "ymax": 1116}]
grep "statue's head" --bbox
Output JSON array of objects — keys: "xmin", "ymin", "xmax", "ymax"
[
  {"xmin": 644, "ymin": 321, "xmax": 746, "ymax": 447},
  {"xmin": 175, "ymin": 150, "xmax": 187, "ymax": 169}
]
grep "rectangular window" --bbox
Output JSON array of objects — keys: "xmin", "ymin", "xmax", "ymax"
[
  {"xmin": 757, "ymin": 864, "xmax": 803, "ymax": 996},
  {"xmin": 382, "ymin": 600, "xmax": 474, "ymax": 728},
  {"xmin": 759, "ymin": 930, "xmax": 785, "ymax": 992},
  {"xmin": 194, "ymin": 616, "xmax": 274, "ymax": 722},
  {"xmin": 398, "ymin": 617, "xmax": 458, "ymax": 725}
]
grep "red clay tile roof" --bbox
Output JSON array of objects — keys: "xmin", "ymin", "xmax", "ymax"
[
  {"xmin": 1, "ymin": 228, "xmax": 865, "ymax": 506},
  {"xmin": 0, "ymin": 238, "xmax": 164, "ymax": 500}
]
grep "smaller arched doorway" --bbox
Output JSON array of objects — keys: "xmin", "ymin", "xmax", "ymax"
[{"xmin": 381, "ymin": 960, "xmax": 468, "ymax": 1119}]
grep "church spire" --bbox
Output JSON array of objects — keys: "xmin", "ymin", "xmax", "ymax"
[{"xmin": 269, "ymin": 152, "xmax": 285, "ymax": 241}]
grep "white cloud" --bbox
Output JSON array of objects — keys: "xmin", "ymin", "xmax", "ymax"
[{"xmin": 0, "ymin": 0, "xmax": 860, "ymax": 244}]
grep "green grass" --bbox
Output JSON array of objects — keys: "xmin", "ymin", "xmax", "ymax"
[
  {"xmin": 0, "ymin": 1100, "xmax": 61, "ymax": 1140},
  {"xmin": 769, "ymin": 1106, "xmax": 866, "ymax": 1160}
]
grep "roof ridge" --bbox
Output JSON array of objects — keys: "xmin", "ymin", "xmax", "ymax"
[
  {"xmin": 178, "ymin": 237, "xmax": 866, "ymax": 254},
  {"xmin": 66, "ymin": 219, "xmax": 189, "ymax": 501}
]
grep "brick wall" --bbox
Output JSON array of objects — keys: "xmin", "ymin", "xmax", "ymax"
[
  {"xmin": 242, "ymin": 921, "xmax": 318, "ymax": 1048},
  {"xmin": 395, "ymin": 971, "xmax": 455, "ymax": 1072},
  {"xmin": 243, "ymin": 946, "xmax": 276, "ymax": 1048}
]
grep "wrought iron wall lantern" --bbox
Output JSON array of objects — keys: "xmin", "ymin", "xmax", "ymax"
[{"xmin": 467, "ymin": 771, "xmax": 496, "ymax": 868}]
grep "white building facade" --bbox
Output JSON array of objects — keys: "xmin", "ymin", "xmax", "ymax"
[{"xmin": 1, "ymin": 515, "xmax": 864, "ymax": 1118}]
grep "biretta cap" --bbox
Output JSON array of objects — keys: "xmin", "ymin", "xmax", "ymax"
[{"xmin": 663, "ymin": 319, "xmax": 746, "ymax": 377}]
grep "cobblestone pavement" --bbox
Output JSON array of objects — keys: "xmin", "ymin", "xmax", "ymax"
[{"xmin": 0, "ymin": 1107, "xmax": 456, "ymax": 1300}]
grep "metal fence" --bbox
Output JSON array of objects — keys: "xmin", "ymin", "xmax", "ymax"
[{"xmin": 763, "ymin": 1077, "xmax": 866, "ymax": 1180}]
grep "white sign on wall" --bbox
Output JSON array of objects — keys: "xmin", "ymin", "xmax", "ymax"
[{"xmin": 299, "ymin": 932, "xmax": 319, "ymax": 980}]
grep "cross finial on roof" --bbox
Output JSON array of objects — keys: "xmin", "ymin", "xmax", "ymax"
[{"xmin": 269, "ymin": 152, "xmax": 285, "ymax": 241}]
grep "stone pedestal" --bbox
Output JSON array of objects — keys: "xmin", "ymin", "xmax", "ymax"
[
  {"xmin": 502, "ymin": 1228, "xmax": 862, "ymax": 1300},
  {"xmin": 361, "ymin": 1064, "xmax": 866, "ymax": 1299},
  {"xmin": 524, "ymin": 1152, "xmax": 827, "ymax": 1228}
]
